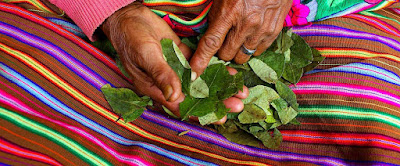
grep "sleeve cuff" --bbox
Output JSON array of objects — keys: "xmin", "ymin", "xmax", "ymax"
[{"xmin": 50, "ymin": 0, "xmax": 136, "ymax": 41}]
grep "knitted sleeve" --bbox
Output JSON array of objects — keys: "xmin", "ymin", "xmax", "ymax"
[{"xmin": 48, "ymin": 0, "xmax": 136, "ymax": 41}]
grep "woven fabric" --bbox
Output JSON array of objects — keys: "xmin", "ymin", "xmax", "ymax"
[{"xmin": 1, "ymin": 1, "xmax": 400, "ymax": 166}]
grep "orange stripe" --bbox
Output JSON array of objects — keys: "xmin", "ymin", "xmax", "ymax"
[
  {"xmin": 0, "ymin": 126, "xmax": 76, "ymax": 166},
  {"xmin": 143, "ymin": 0, "xmax": 208, "ymax": 7}
]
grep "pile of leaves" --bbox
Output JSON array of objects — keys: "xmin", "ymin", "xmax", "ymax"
[{"xmin": 101, "ymin": 28, "xmax": 324, "ymax": 149}]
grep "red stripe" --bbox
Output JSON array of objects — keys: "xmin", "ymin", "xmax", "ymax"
[
  {"xmin": 281, "ymin": 130, "xmax": 400, "ymax": 152},
  {"xmin": 0, "ymin": 3, "xmax": 123, "ymax": 76},
  {"xmin": 0, "ymin": 138, "xmax": 62, "ymax": 166}
]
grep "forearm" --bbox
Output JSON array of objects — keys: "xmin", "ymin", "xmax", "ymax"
[{"xmin": 48, "ymin": 0, "xmax": 136, "ymax": 41}]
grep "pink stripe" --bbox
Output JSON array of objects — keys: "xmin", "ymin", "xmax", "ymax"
[
  {"xmin": 346, "ymin": 14, "xmax": 400, "ymax": 37},
  {"xmin": 0, "ymin": 138, "xmax": 62, "ymax": 166},
  {"xmin": 291, "ymin": 82, "xmax": 400, "ymax": 107},
  {"xmin": 301, "ymin": 75, "xmax": 400, "ymax": 93},
  {"xmin": 342, "ymin": 66, "xmax": 400, "ymax": 82},
  {"xmin": 0, "ymin": 88, "xmax": 155, "ymax": 166}
]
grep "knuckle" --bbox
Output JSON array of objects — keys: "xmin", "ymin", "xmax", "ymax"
[
  {"xmin": 202, "ymin": 34, "xmax": 222, "ymax": 53},
  {"xmin": 246, "ymin": 16, "xmax": 262, "ymax": 27}
]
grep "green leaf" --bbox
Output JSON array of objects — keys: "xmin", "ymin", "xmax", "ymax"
[
  {"xmin": 282, "ymin": 63, "xmax": 303, "ymax": 84},
  {"xmin": 260, "ymin": 128, "xmax": 283, "ymax": 149},
  {"xmin": 289, "ymin": 33, "xmax": 313, "ymax": 68},
  {"xmin": 272, "ymin": 99, "xmax": 298, "ymax": 125},
  {"xmin": 275, "ymin": 81, "xmax": 299, "ymax": 110},
  {"xmin": 238, "ymin": 104, "xmax": 267, "ymax": 124},
  {"xmin": 161, "ymin": 39, "xmax": 186, "ymax": 80},
  {"xmin": 179, "ymin": 96, "xmax": 218, "ymax": 120},
  {"xmin": 270, "ymin": 121, "xmax": 282, "ymax": 129},
  {"xmin": 280, "ymin": 31, "xmax": 294, "ymax": 53},
  {"xmin": 181, "ymin": 69, "xmax": 192, "ymax": 95},
  {"xmin": 243, "ymin": 85, "xmax": 280, "ymax": 105},
  {"xmin": 162, "ymin": 105, "xmax": 179, "ymax": 119},
  {"xmin": 189, "ymin": 77, "xmax": 209, "ymax": 98},
  {"xmin": 256, "ymin": 51, "xmax": 285, "ymax": 79},
  {"xmin": 201, "ymin": 63, "xmax": 232, "ymax": 96},
  {"xmin": 208, "ymin": 56, "xmax": 230, "ymax": 66},
  {"xmin": 198, "ymin": 102, "xmax": 229, "ymax": 125},
  {"xmin": 115, "ymin": 56, "xmax": 131, "ymax": 78},
  {"xmin": 215, "ymin": 120, "xmax": 261, "ymax": 147},
  {"xmin": 181, "ymin": 37, "xmax": 198, "ymax": 50},
  {"xmin": 265, "ymin": 114, "xmax": 277, "ymax": 123},
  {"xmin": 218, "ymin": 72, "xmax": 244, "ymax": 100},
  {"xmin": 178, "ymin": 130, "xmax": 190, "ymax": 136},
  {"xmin": 229, "ymin": 63, "xmax": 251, "ymax": 71},
  {"xmin": 238, "ymin": 68, "xmax": 266, "ymax": 88},
  {"xmin": 234, "ymin": 121, "xmax": 283, "ymax": 149},
  {"xmin": 303, "ymin": 48, "xmax": 325, "ymax": 73},
  {"xmin": 248, "ymin": 58, "xmax": 278, "ymax": 84},
  {"xmin": 227, "ymin": 112, "xmax": 240, "ymax": 120},
  {"xmin": 101, "ymin": 84, "xmax": 152, "ymax": 123},
  {"xmin": 289, "ymin": 118, "xmax": 301, "ymax": 125},
  {"xmin": 249, "ymin": 126, "xmax": 264, "ymax": 134},
  {"xmin": 172, "ymin": 40, "xmax": 191, "ymax": 69}
]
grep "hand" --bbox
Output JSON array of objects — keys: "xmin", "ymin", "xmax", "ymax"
[
  {"xmin": 101, "ymin": 2, "xmax": 249, "ymax": 122},
  {"xmin": 190, "ymin": 0, "xmax": 293, "ymax": 75}
]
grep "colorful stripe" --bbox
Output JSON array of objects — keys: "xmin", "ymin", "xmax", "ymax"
[
  {"xmin": 1, "ymin": 1, "xmax": 400, "ymax": 166},
  {"xmin": 0, "ymin": 107, "xmax": 112, "ymax": 166}
]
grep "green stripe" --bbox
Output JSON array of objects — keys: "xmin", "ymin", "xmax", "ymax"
[
  {"xmin": 151, "ymin": 9, "xmax": 209, "ymax": 25},
  {"xmin": 0, "ymin": 106, "xmax": 112, "ymax": 166},
  {"xmin": 298, "ymin": 105, "xmax": 400, "ymax": 129},
  {"xmin": 359, "ymin": 11, "xmax": 400, "ymax": 25},
  {"xmin": 144, "ymin": 0, "xmax": 205, "ymax": 5}
]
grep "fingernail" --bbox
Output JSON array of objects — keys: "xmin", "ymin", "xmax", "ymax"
[
  {"xmin": 163, "ymin": 85, "xmax": 173, "ymax": 101},
  {"xmin": 191, "ymin": 71, "xmax": 197, "ymax": 81}
]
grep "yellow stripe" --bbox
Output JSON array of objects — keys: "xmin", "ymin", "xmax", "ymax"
[
  {"xmin": 0, "ymin": 42, "xmax": 270, "ymax": 165},
  {"xmin": 319, "ymin": 49, "xmax": 400, "ymax": 62},
  {"xmin": 4, "ymin": 0, "xmax": 57, "ymax": 14}
]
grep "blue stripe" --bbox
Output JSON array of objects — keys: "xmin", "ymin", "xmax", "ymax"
[
  {"xmin": 45, "ymin": 17, "xmax": 85, "ymax": 38},
  {"xmin": 0, "ymin": 20, "xmax": 110, "ymax": 90},
  {"xmin": 0, "ymin": 63, "xmax": 216, "ymax": 166},
  {"xmin": 0, "ymin": 4, "xmax": 117, "ymax": 74},
  {"xmin": 305, "ymin": 63, "xmax": 400, "ymax": 86}
]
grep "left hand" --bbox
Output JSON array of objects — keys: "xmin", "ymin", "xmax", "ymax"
[{"xmin": 190, "ymin": 0, "xmax": 293, "ymax": 76}]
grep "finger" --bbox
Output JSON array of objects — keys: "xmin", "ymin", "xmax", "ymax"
[
  {"xmin": 226, "ymin": 66, "xmax": 238, "ymax": 75},
  {"xmin": 178, "ymin": 42, "xmax": 192, "ymax": 60},
  {"xmin": 122, "ymin": 61, "xmax": 168, "ymax": 103},
  {"xmin": 134, "ymin": 43, "xmax": 182, "ymax": 102},
  {"xmin": 254, "ymin": 3, "xmax": 291, "ymax": 56},
  {"xmin": 253, "ymin": 38, "xmax": 275, "ymax": 56},
  {"xmin": 223, "ymin": 97, "xmax": 244, "ymax": 113},
  {"xmin": 213, "ymin": 116, "xmax": 227, "ymax": 125},
  {"xmin": 217, "ymin": 28, "xmax": 248, "ymax": 61},
  {"xmin": 233, "ymin": 32, "xmax": 265, "ymax": 64},
  {"xmin": 190, "ymin": 20, "xmax": 231, "ymax": 76},
  {"xmin": 162, "ymin": 93, "xmax": 185, "ymax": 117},
  {"xmin": 234, "ymin": 86, "xmax": 249, "ymax": 99}
]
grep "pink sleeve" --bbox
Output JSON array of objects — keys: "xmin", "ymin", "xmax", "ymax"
[{"xmin": 48, "ymin": 0, "xmax": 136, "ymax": 41}]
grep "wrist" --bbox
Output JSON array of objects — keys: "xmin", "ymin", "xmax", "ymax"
[{"xmin": 101, "ymin": 2, "xmax": 144, "ymax": 37}]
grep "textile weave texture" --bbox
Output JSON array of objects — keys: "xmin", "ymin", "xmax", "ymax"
[{"xmin": 1, "ymin": 0, "xmax": 400, "ymax": 165}]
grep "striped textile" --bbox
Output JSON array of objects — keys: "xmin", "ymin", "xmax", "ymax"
[{"xmin": 1, "ymin": 1, "xmax": 400, "ymax": 166}]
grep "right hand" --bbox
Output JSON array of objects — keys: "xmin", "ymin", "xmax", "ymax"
[{"xmin": 101, "ymin": 2, "xmax": 248, "ymax": 121}]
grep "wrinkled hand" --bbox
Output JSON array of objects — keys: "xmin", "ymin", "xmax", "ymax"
[
  {"xmin": 102, "ymin": 2, "xmax": 248, "ymax": 123},
  {"xmin": 190, "ymin": 0, "xmax": 293, "ymax": 75}
]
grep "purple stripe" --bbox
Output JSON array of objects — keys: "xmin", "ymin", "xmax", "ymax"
[
  {"xmin": 141, "ymin": 110, "xmax": 347, "ymax": 166},
  {"xmin": 0, "ymin": 4, "xmax": 117, "ymax": 74},
  {"xmin": 292, "ymin": 24, "xmax": 400, "ymax": 52},
  {"xmin": 0, "ymin": 21, "xmax": 109, "ymax": 89},
  {"xmin": 0, "ymin": 156, "xmax": 35, "ymax": 166},
  {"xmin": 0, "ymin": 14, "xmax": 125, "ymax": 88}
]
